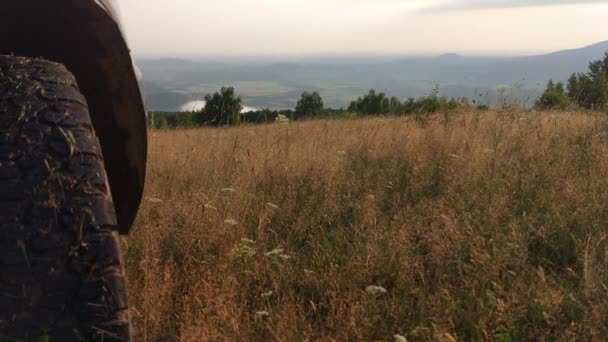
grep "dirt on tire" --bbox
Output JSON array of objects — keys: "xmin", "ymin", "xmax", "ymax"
[{"xmin": 0, "ymin": 55, "xmax": 131, "ymax": 341}]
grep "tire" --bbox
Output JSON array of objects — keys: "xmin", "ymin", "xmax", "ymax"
[{"xmin": 0, "ymin": 56, "xmax": 131, "ymax": 341}]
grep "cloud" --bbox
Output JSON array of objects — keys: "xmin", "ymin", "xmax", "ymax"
[{"xmin": 426, "ymin": 0, "xmax": 608, "ymax": 11}]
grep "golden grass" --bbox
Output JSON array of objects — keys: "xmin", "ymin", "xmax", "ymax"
[{"xmin": 124, "ymin": 110, "xmax": 608, "ymax": 341}]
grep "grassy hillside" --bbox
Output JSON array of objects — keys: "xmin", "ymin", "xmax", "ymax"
[{"xmin": 125, "ymin": 110, "xmax": 608, "ymax": 340}]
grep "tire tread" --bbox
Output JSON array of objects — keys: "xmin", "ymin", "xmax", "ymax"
[{"xmin": 0, "ymin": 55, "xmax": 131, "ymax": 341}]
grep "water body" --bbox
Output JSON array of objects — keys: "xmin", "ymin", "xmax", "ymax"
[{"xmin": 180, "ymin": 100, "xmax": 257, "ymax": 113}]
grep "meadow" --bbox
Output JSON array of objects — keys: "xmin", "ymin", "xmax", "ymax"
[{"xmin": 124, "ymin": 110, "xmax": 608, "ymax": 341}]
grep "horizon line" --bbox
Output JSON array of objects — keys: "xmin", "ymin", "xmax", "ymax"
[{"xmin": 133, "ymin": 40, "xmax": 608, "ymax": 62}]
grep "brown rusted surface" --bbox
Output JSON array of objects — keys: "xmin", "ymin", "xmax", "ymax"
[{"xmin": 0, "ymin": 0, "xmax": 147, "ymax": 234}]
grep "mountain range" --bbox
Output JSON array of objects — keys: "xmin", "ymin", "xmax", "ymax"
[{"xmin": 138, "ymin": 41, "xmax": 608, "ymax": 111}]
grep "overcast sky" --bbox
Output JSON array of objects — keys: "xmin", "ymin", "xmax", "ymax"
[{"xmin": 119, "ymin": 0, "xmax": 608, "ymax": 58}]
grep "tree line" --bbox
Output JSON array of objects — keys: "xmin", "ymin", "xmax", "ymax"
[
  {"xmin": 148, "ymin": 86, "xmax": 470, "ymax": 129},
  {"xmin": 535, "ymin": 52, "xmax": 608, "ymax": 112}
]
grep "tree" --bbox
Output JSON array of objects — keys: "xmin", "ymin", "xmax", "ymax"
[
  {"xmin": 535, "ymin": 80, "xmax": 571, "ymax": 111},
  {"xmin": 575, "ymin": 73, "xmax": 594, "ymax": 109},
  {"xmin": 566, "ymin": 73, "xmax": 580, "ymax": 100},
  {"xmin": 294, "ymin": 92, "xmax": 324, "ymax": 119},
  {"xmin": 563, "ymin": 53, "xmax": 608, "ymax": 111},
  {"xmin": 201, "ymin": 87, "xmax": 242, "ymax": 126},
  {"xmin": 546, "ymin": 79, "xmax": 556, "ymax": 92},
  {"xmin": 388, "ymin": 96, "xmax": 402, "ymax": 114},
  {"xmin": 554, "ymin": 81, "xmax": 565, "ymax": 94},
  {"xmin": 348, "ymin": 89, "xmax": 392, "ymax": 115}
]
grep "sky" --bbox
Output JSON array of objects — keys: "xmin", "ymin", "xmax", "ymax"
[{"xmin": 119, "ymin": 0, "xmax": 608, "ymax": 58}]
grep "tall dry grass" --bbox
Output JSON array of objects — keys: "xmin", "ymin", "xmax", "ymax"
[{"xmin": 124, "ymin": 110, "xmax": 608, "ymax": 341}]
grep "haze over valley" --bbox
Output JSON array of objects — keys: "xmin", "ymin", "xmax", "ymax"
[{"xmin": 139, "ymin": 41, "xmax": 608, "ymax": 111}]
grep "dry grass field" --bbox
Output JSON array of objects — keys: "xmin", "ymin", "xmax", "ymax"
[{"xmin": 124, "ymin": 111, "xmax": 608, "ymax": 341}]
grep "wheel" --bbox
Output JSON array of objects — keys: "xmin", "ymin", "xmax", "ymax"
[{"xmin": 0, "ymin": 56, "xmax": 131, "ymax": 341}]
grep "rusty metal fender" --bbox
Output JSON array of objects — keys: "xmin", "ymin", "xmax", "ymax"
[{"xmin": 0, "ymin": 0, "xmax": 147, "ymax": 234}]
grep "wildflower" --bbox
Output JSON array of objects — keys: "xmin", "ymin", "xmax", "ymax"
[
  {"xmin": 263, "ymin": 247, "xmax": 292, "ymax": 261},
  {"xmin": 229, "ymin": 243, "xmax": 255, "ymax": 261},
  {"xmin": 265, "ymin": 248, "xmax": 284, "ymax": 257},
  {"xmin": 276, "ymin": 114, "xmax": 290, "ymax": 123},
  {"xmin": 256, "ymin": 311, "xmax": 270, "ymax": 317},
  {"xmin": 449, "ymin": 154, "xmax": 465, "ymax": 160},
  {"xmin": 266, "ymin": 202, "xmax": 279, "ymax": 210},
  {"xmin": 394, "ymin": 334, "xmax": 408, "ymax": 342},
  {"xmin": 224, "ymin": 219, "xmax": 238, "ymax": 226},
  {"xmin": 366, "ymin": 285, "xmax": 388, "ymax": 296},
  {"xmin": 496, "ymin": 84, "xmax": 509, "ymax": 94}
]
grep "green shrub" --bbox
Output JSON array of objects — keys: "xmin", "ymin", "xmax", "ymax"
[{"xmin": 535, "ymin": 80, "xmax": 572, "ymax": 111}]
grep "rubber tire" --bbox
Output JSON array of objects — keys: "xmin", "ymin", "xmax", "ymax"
[{"xmin": 0, "ymin": 56, "xmax": 131, "ymax": 341}]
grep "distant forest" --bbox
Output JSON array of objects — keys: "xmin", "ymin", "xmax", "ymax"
[
  {"xmin": 148, "ymin": 88, "xmax": 473, "ymax": 129},
  {"xmin": 149, "ymin": 53, "xmax": 608, "ymax": 129}
]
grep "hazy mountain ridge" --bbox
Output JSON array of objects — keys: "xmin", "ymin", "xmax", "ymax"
[{"xmin": 139, "ymin": 41, "xmax": 608, "ymax": 111}]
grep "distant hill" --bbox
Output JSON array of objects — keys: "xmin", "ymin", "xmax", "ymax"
[{"xmin": 138, "ymin": 41, "xmax": 608, "ymax": 111}]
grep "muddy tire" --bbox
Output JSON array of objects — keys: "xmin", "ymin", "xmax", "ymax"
[{"xmin": 0, "ymin": 56, "xmax": 131, "ymax": 341}]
